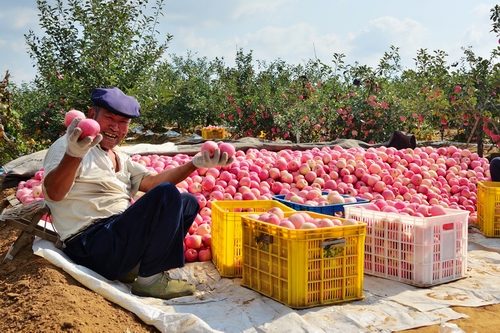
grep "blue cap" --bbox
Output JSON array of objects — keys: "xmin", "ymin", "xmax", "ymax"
[{"xmin": 90, "ymin": 87, "xmax": 140, "ymax": 118}]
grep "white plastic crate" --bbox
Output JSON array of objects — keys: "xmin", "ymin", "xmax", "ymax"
[{"xmin": 345, "ymin": 204, "xmax": 469, "ymax": 287}]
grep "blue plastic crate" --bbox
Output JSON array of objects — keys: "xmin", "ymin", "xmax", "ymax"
[{"xmin": 272, "ymin": 192, "xmax": 369, "ymax": 216}]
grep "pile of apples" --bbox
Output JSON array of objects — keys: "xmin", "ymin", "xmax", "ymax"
[
  {"xmin": 15, "ymin": 169, "xmax": 45, "ymax": 205},
  {"xmin": 184, "ymin": 215, "xmax": 213, "ymax": 262},
  {"xmin": 244, "ymin": 206, "xmax": 360, "ymax": 229},
  {"xmin": 18, "ymin": 139, "xmax": 489, "ymax": 263}
]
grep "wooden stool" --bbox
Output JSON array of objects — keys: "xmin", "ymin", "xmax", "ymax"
[{"xmin": 0, "ymin": 194, "xmax": 62, "ymax": 262}]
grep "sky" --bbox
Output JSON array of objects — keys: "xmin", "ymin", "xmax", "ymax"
[{"xmin": 1, "ymin": 0, "xmax": 499, "ymax": 84}]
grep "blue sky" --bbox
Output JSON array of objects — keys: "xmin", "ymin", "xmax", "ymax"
[{"xmin": 1, "ymin": 0, "xmax": 498, "ymax": 84}]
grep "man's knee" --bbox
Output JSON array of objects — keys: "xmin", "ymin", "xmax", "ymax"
[
  {"xmin": 491, "ymin": 157, "xmax": 500, "ymax": 181},
  {"xmin": 181, "ymin": 193, "xmax": 200, "ymax": 214}
]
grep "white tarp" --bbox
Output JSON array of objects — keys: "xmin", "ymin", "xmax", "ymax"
[{"xmin": 32, "ymin": 230, "xmax": 500, "ymax": 333}]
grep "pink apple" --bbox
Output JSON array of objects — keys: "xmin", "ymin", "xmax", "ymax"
[
  {"xmin": 343, "ymin": 218, "xmax": 359, "ymax": 225},
  {"xmin": 267, "ymin": 207, "xmax": 285, "ymax": 220},
  {"xmin": 279, "ymin": 219, "xmax": 296, "ymax": 229},
  {"xmin": 188, "ymin": 182, "xmax": 202, "ymax": 194},
  {"xmin": 34, "ymin": 170, "xmax": 45, "ymax": 181},
  {"xmin": 201, "ymin": 176, "xmax": 216, "ymax": 191},
  {"xmin": 429, "ymin": 205, "xmax": 447, "ymax": 216},
  {"xmin": 266, "ymin": 214, "xmax": 281, "ymax": 225},
  {"xmin": 196, "ymin": 223, "xmax": 211, "ymax": 236},
  {"xmin": 201, "ymin": 140, "xmax": 218, "ymax": 158},
  {"xmin": 218, "ymin": 142, "xmax": 236, "ymax": 158},
  {"xmin": 317, "ymin": 218, "xmax": 335, "ymax": 228},
  {"xmin": 326, "ymin": 192, "xmax": 345, "ymax": 204},
  {"xmin": 77, "ymin": 118, "xmax": 100, "ymax": 140},
  {"xmin": 64, "ymin": 109, "xmax": 86, "ymax": 127},
  {"xmin": 199, "ymin": 207, "xmax": 212, "ymax": 217},
  {"xmin": 289, "ymin": 213, "xmax": 306, "ymax": 229},
  {"xmin": 206, "ymin": 167, "xmax": 220, "ymax": 178}
]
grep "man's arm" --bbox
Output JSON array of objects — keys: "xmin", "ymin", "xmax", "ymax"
[
  {"xmin": 43, "ymin": 155, "xmax": 83, "ymax": 201},
  {"xmin": 43, "ymin": 117, "xmax": 102, "ymax": 202},
  {"xmin": 138, "ymin": 148, "xmax": 235, "ymax": 193}
]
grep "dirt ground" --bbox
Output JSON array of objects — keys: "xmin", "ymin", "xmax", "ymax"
[{"xmin": 1, "ymin": 138, "xmax": 500, "ymax": 333}]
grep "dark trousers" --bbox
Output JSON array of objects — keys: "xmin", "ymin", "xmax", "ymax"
[
  {"xmin": 491, "ymin": 157, "xmax": 500, "ymax": 182},
  {"xmin": 63, "ymin": 182, "xmax": 199, "ymax": 281}
]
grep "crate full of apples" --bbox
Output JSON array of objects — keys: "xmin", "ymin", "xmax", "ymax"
[
  {"xmin": 241, "ymin": 210, "xmax": 366, "ymax": 309},
  {"xmin": 272, "ymin": 190, "xmax": 369, "ymax": 217},
  {"xmin": 344, "ymin": 202, "xmax": 469, "ymax": 287}
]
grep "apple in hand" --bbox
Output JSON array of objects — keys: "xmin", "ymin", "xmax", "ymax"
[
  {"xmin": 65, "ymin": 109, "xmax": 86, "ymax": 127},
  {"xmin": 218, "ymin": 142, "xmax": 236, "ymax": 158},
  {"xmin": 201, "ymin": 140, "xmax": 218, "ymax": 158},
  {"xmin": 77, "ymin": 118, "xmax": 101, "ymax": 140}
]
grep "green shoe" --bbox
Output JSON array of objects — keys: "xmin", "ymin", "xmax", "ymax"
[
  {"xmin": 131, "ymin": 272, "xmax": 196, "ymax": 300},
  {"xmin": 118, "ymin": 271, "xmax": 138, "ymax": 284}
]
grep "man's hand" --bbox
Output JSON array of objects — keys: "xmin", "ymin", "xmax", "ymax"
[
  {"xmin": 65, "ymin": 117, "xmax": 103, "ymax": 158},
  {"xmin": 192, "ymin": 148, "xmax": 234, "ymax": 169}
]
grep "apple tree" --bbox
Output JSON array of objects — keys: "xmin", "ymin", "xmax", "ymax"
[{"xmin": 20, "ymin": 0, "xmax": 171, "ymax": 144}]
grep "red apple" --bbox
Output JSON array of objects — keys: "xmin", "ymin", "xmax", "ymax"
[
  {"xmin": 185, "ymin": 248, "xmax": 198, "ymax": 262},
  {"xmin": 77, "ymin": 118, "xmax": 100, "ymax": 140},
  {"xmin": 65, "ymin": 109, "xmax": 86, "ymax": 127},
  {"xmin": 188, "ymin": 222, "xmax": 198, "ymax": 235},
  {"xmin": 429, "ymin": 205, "xmax": 447, "ymax": 217},
  {"xmin": 201, "ymin": 140, "xmax": 218, "ymax": 158},
  {"xmin": 185, "ymin": 234, "xmax": 203, "ymax": 249},
  {"xmin": 198, "ymin": 248, "xmax": 212, "ymax": 262},
  {"xmin": 201, "ymin": 233, "xmax": 212, "ymax": 247}
]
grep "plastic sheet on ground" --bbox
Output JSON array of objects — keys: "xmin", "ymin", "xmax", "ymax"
[{"xmin": 33, "ymin": 231, "xmax": 500, "ymax": 333}]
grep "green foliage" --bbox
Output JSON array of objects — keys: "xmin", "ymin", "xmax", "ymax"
[{"xmin": 19, "ymin": 0, "xmax": 171, "ymax": 146}]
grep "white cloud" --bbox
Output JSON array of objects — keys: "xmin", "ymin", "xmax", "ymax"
[
  {"xmin": 10, "ymin": 40, "xmax": 29, "ymax": 54},
  {"xmin": 230, "ymin": 0, "xmax": 296, "ymax": 20}
]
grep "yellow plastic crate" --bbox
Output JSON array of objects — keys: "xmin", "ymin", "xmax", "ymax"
[
  {"xmin": 241, "ymin": 212, "xmax": 366, "ymax": 309},
  {"xmin": 210, "ymin": 200, "xmax": 295, "ymax": 278},
  {"xmin": 202, "ymin": 127, "xmax": 225, "ymax": 140},
  {"xmin": 345, "ymin": 204, "xmax": 469, "ymax": 287},
  {"xmin": 477, "ymin": 181, "xmax": 500, "ymax": 237}
]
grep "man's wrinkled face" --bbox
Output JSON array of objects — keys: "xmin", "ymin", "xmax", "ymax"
[{"xmin": 89, "ymin": 107, "xmax": 130, "ymax": 150}]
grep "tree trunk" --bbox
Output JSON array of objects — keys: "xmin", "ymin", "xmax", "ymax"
[{"xmin": 476, "ymin": 116, "xmax": 484, "ymax": 157}]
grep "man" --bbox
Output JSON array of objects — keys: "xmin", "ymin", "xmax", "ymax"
[{"xmin": 42, "ymin": 87, "xmax": 232, "ymax": 300}]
